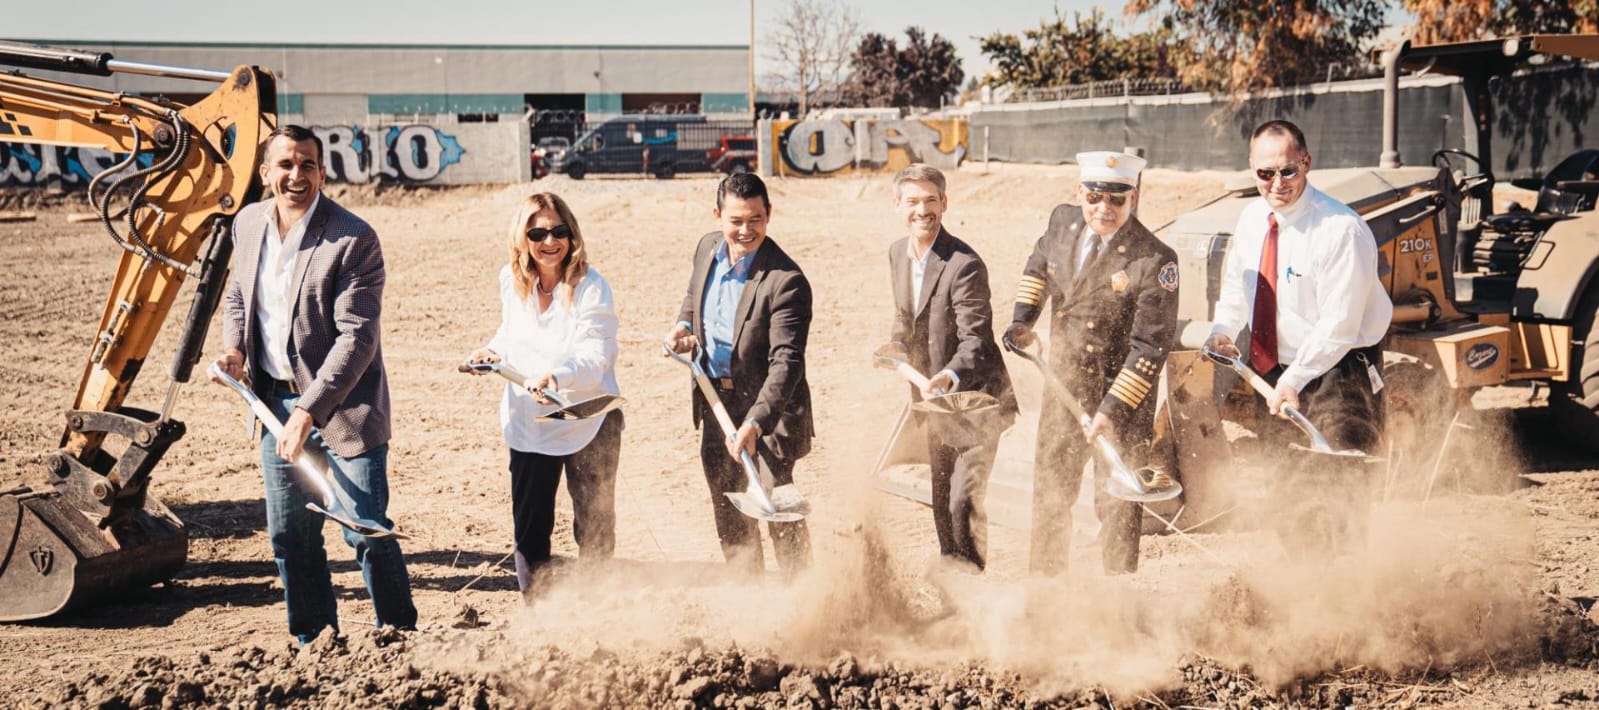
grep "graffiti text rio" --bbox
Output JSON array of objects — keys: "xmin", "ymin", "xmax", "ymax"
[
  {"xmin": 0, "ymin": 123, "xmax": 465, "ymax": 187},
  {"xmin": 771, "ymin": 118, "xmax": 967, "ymax": 176}
]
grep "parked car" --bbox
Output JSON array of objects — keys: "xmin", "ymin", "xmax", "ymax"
[
  {"xmin": 708, "ymin": 135, "xmax": 757, "ymax": 174},
  {"xmin": 531, "ymin": 136, "xmax": 570, "ymax": 180},
  {"xmin": 555, "ymin": 115, "xmax": 717, "ymax": 179}
]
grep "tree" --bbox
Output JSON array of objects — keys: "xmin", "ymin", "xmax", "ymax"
[
  {"xmin": 1402, "ymin": 0, "xmax": 1599, "ymax": 44},
  {"xmin": 844, "ymin": 27, "xmax": 965, "ymax": 108},
  {"xmin": 977, "ymin": 8, "xmax": 1174, "ymax": 89},
  {"xmin": 1124, "ymin": 0, "xmax": 1388, "ymax": 95},
  {"xmin": 763, "ymin": 0, "xmax": 862, "ymax": 115}
]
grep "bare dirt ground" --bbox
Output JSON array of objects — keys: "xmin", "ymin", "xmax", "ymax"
[{"xmin": 2, "ymin": 163, "xmax": 1597, "ymax": 708}]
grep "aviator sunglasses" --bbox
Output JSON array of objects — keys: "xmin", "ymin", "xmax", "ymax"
[
  {"xmin": 1084, "ymin": 190, "xmax": 1129, "ymax": 207},
  {"xmin": 526, "ymin": 223, "xmax": 573, "ymax": 242},
  {"xmin": 1254, "ymin": 165, "xmax": 1302, "ymax": 182}
]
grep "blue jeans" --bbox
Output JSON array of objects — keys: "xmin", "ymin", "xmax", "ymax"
[{"xmin": 260, "ymin": 382, "xmax": 417, "ymax": 643}]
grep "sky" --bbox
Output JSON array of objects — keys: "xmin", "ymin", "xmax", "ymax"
[{"xmin": 6, "ymin": 0, "xmax": 1134, "ymax": 84}]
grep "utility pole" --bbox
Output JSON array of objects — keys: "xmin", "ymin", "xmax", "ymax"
[{"xmin": 749, "ymin": 0, "xmax": 757, "ymax": 122}]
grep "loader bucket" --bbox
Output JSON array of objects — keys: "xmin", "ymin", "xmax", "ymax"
[{"xmin": 0, "ymin": 488, "xmax": 187, "ymax": 622}]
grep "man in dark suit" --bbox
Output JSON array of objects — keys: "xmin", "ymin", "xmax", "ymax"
[
  {"xmin": 666, "ymin": 173, "xmax": 813, "ymax": 574},
  {"xmin": 1005, "ymin": 151, "xmax": 1180, "ymax": 576},
  {"xmin": 211, "ymin": 125, "xmax": 416, "ymax": 643},
  {"xmin": 881, "ymin": 164, "xmax": 1016, "ymax": 571}
]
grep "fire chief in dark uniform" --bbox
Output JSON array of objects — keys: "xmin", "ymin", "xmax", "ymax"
[{"xmin": 1004, "ymin": 151, "xmax": 1180, "ymax": 576}]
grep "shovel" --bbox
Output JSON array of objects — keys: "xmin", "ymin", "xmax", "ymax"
[
  {"xmin": 1002, "ymin": 335, "xmax": 1183, "ymax": 503},
  {"xmin": 662, "ymin": 344, "xmax": 810, "ymax": 523},
  {"xmin": 459, "ymin": 360, "xmax": 626, "ymax": 422},
  {"xmin": 208, "ymin": 364, "xmax": 407, "ymax": 540},
  {"xmin": 1200, "ymin": 345, "xmax": 1371, "ymax": 460},
  {"xmin": 871, "ymin": 344, "xmax": 1002, "ymax": 417}
]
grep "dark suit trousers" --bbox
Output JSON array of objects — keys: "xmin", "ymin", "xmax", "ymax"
[
  {"xmin": 508, "ymin": 411, "xmax": 623, "ymax": 591},
  {"xmin": 1029, "ymin": 387, "xmax": 1146, "ymax": 576},
  {"xmin": 697, "ymin": 407, "xmax": 812, "ymax": 575},
  {"xmin": 923, "ymin": 412, "xmax": 1000, "ymax": 571}
]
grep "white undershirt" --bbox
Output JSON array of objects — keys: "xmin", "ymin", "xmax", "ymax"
[
  {"xmin": 484, "ymin": 265, "xmax": 621, "ymax": 456},
  {"xmin": 1210, "ymin": 185, "xmax": 1393, "ymax": 391},
  {"xmin": 254, "ymin": 195, "xmax": 319, "ymax": 382}
]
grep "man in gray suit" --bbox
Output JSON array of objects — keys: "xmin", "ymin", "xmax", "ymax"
[
  {"xmin": 880, "ymin": 164, "xmax": 1016, "ymax": 571},
  {"xmin": 212, "ymin": 125, "xmax": 416, "ymax": 643}
]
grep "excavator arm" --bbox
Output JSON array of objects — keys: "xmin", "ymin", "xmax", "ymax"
[{"xmin": 0, "ymin": 41, "xmax": 276, "ymax": 621}]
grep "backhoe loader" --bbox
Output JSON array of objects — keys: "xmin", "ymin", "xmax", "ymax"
[{"xmin": 0, "ymin": 41, "xmax": 275, "ymax": 620}]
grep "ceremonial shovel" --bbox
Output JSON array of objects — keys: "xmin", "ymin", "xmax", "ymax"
[
  {"xmin": 209, "ymin": 364, "xmax": 407, "ymax": 539},
  {"xmin": 1201, "ymin": 345, "xmax": 1372, "ymax": 460},
  {"xmin": 662, "ymin": 344, "xmax": 810, "ymax": 523},
  {"xmin": 1002, "ymin": 335, "xmax": 1183, "ymax": 503},
  {"xmin": 871, "ymin": 344, "xmax": 1003, "ymax": 417},
  {"xmin": 459, "ymin": 360, "xmax": 625, "ymax": 422}
]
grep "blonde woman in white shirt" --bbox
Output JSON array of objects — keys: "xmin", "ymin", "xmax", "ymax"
[{"xmin": 464, "ymin": 192, "xmax": 622, "ymax": 595}]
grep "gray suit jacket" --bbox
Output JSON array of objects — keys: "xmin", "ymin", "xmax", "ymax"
[
  {"xmin": 222, "ymin": 195, "xmax": 391, "ymax": 458},
  {"xmin": 889, "ymin": 228, "xmax": 1018, "ymax": 422}
]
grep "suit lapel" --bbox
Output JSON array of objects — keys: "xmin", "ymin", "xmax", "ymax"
[
  {"xmin": 890, "ymin": 240, "xmax": 912, "ymax": 314},
  {"xmin": 915, "ymin": 231, "xmax": 947, "ymax": 317},
  {"xmin": 689, "ymin": 237, "xmax": 716, "ymax": 345},
  {"xmin": 730, "ymin": 241, "xmax": 769, "ymax": 350},
  {"xmin": 288, "ymin": 198, "xmax": 329, "ymax": 322},
  {"xmin": 237, "ymin": 208, "xmax": 269, "ymax": 333}
]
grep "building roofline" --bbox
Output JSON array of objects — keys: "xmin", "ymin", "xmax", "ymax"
[{"xmin": 3, "ymin": 38, "xmax": 750, "ymax": 52}]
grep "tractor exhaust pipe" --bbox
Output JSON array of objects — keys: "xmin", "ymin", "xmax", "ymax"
[{"xmin": 1379, "ymin": 41, "xmax": 1408, "ymax": 169}]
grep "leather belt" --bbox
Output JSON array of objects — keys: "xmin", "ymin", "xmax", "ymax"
[{"xmin": 270, "ymin": 378, "xmax": 301, "ymax": 395}]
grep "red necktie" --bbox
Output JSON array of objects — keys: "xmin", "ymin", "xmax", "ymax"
[{"xmin": 1250, "ymin": 214, "xmax": 1279, "ymax": 372}]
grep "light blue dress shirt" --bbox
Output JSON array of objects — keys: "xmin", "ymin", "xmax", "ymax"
[{"xmin": 701, "ymin": 243, "xmax": 754, "ymax": 378}]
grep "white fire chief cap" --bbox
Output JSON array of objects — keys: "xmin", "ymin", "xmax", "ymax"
[{"xmin": 1076, "ymin": 150, "xmax": 1146, "ymax": 193}]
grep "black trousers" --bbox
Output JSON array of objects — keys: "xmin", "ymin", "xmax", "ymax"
[
  {"xmin": 1029, "ymin": 376, "xmax": 1148, "ymax": 576},
  {"xmin": 923, "ymin": 411, "xmax": 1002, "ymax": 571},
  {"xmin": 1259, "ymin": 344, "xmax": 1384, "ymax": 555},
  {"xmin": 697, "ymin": 403, "xmax": 811, "ymax": 575},
  {"xmin": 507, "ymin": 411, "xmax": 623, "ymax": 587}
]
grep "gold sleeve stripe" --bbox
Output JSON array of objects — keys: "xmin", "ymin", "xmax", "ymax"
[
  {"xmin": 1111, "ymin": 374, "xmax": 1152, "ymax": 402},
  {"xmin": 1109, "ymin": 381, "xmax": 1149, "ymax": 406},
  {"xmin": 1116, "ymin": 370, "xmax": 1153, "ymax": 394},
  {"xmin": 1109, "ymin": 382, "xmax": 1143, "ymax": 408},
  {"xmin": 1019, "ymin": 275, "xmax": 1047, "ymax": 288},
  {"xmin": 1016, "ymin": 285, "xmax": 1044, "ymax": 299},
  {"xmin": 1016, "ymin": 293, "xmax": 1042, "ymax": 306}
]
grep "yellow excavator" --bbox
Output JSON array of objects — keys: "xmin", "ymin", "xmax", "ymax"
[{"xmin": 0, "ymin": 41, "xmax": 275, "ymax": 620}]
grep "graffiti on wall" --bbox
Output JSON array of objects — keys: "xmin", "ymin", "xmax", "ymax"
[
  {"xmin": 771, "ymin": 118, "xmax": 967, "ymax": 176},
  {"xmin": 0, "ymin": 144, "xmax": 142, "ymax": 188},
  {"xmin": 0, "ymin": 124, "xmax": 466, "ymax": 188},
  {"xmin": 313, "ymin": 124, "xmax": 466, "ymax": 183}
]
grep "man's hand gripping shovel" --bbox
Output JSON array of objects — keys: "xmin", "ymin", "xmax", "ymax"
[
  {"xmin": 458, "ymin": 360, "xmax": 626, "ymax": 422},
  {"xmin": 871, "ymin": 343, "xmax": 1002, "ymax": 418},
  {"xmin": 1200, "ymin": 345, "xmax": 1374, "ymax": 461},
  {"xmin": 1002, "ymin": 335, "xmax": 1183, "ymax": 503},
  {"xmin": 662, "ymin": 344, "xmax": 810, "ymax": 523},
  {"xmin": 208, "ymin": 364, "xmax": 407, "ymax": 540}
]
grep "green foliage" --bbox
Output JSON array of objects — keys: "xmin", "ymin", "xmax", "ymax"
[
  {"xmin": 977, "ymin": 8, "xmax": 1174, "ymax": 89},
  {"xmin": 1125, "ymin": 0, "xmax": 1387, "ymax": 95},
  {"xmin": 843, "ymin": 27, "xmax": 965, "ymax": 109}
]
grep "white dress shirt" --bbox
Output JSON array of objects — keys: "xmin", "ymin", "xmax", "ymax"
[
  {"xmin": 1210, "ymin": 185, "xmax": 1393, "ymax": 392},
  {"xmin": 254, "ymin": 194, "xmax": 319, "ymax": 382},
  {"xmin": 485, "ymin": 265, "xmax": 621, "ymax": 456},
  {"xmin": 906, "ymin": 236, "xmax": 959, "ymax": 388},
  {"xmin": 1077, "ymin": 224, "xmax": 1116, "ymax": 275}
]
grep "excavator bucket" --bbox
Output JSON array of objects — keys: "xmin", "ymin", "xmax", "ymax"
[{"xmin": 0, "ymin": 488, "xmax": 187, "ymax": 622}]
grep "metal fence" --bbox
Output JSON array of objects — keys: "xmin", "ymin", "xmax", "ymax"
[{"xmin": 1003, "ymin": 64, "xmax": 1381, "ymax": 104}]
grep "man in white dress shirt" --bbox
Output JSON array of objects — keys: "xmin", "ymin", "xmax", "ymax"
[{"xmin": 1204, "ymin": 119, "xmax": 1393, "ymax": 553}]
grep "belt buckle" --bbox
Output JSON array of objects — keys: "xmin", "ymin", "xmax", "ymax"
[
  {"xmin": 279, "ymin": 378, "xmax": 300, "ymax": 395},
  {"xmin": 715, "ymin": 377, "xmax": 735, "ymax": 391}
]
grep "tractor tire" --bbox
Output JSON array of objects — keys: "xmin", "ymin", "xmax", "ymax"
[
  {"xmin": 654, "ymin": 163, "xmax": 676, "ymax": 179},
  {"xmin": 1553, "ymin": 290, "xmax": 1599, "ymax": 453},
  {"xmin": 1383, "ymin": 359, "xmax": 1518, "ymax": 497},
  {"xmin": 566, "ymin": 162, "xmax": 587, "ymax": 180}
]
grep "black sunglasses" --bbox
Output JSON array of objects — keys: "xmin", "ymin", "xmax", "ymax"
[
  {"xmin": 1085, "ymin": 191, "xmax": 1129, "ymax": 207},
  {"xmin": 526, "ymin": 224, "xmax": 573, "ymax": 242},
  {"xmin": 1254, "ymin": 165, "xmax": 1302, "ymax": 181}
]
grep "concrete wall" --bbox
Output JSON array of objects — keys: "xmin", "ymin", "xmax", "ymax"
[{"xmin": 971, "ymin": 63, "xmax": 1598, "ymax": 180}]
